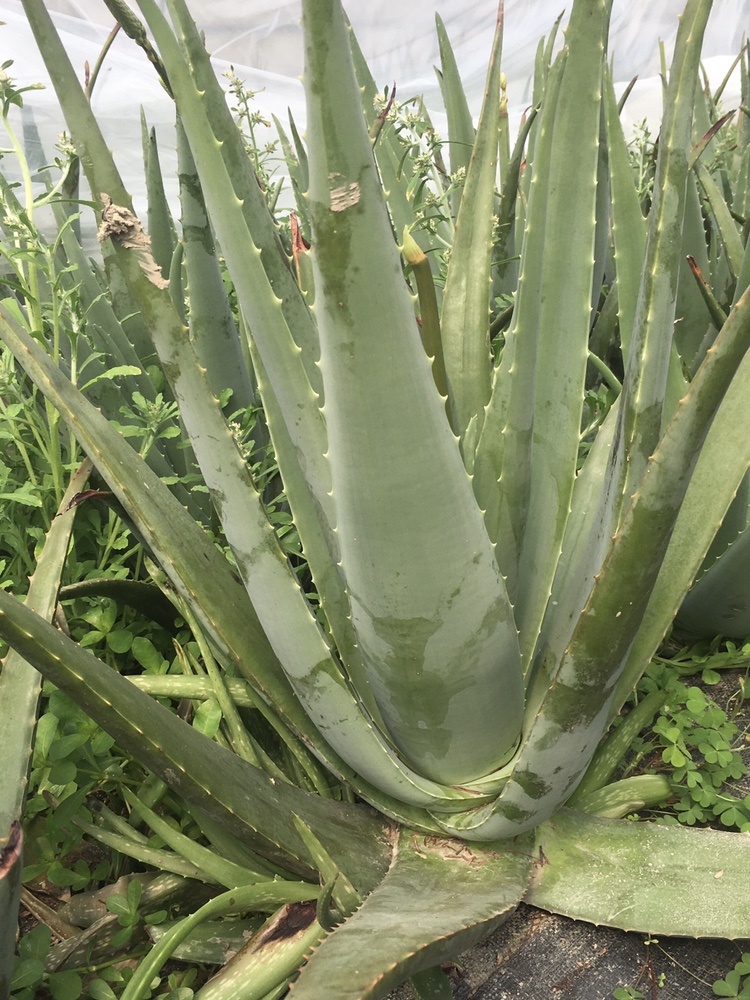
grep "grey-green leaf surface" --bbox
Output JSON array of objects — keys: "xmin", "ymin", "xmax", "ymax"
[
  {"xmin": 509, "ymin": 0, "xmax": 612, "ymax": 667},
  {"xmin": 435, "ymin": 13, "xmax": 476, "ymax": 214},
  {"xmin": 618, "ymin": 0, "xmax": 712, "ymax": 500},
  {"xmin": 613, "ymin": 292, "xmax": 750, "ymax": 712},
  {"xmin": 175, "ymin": 114, "xmax": 255, "ymax": 412},
  {"xmin": 517, "ymin": 279, "xmax": 750, "ymax": 829},
  {"xmin": 142, "ymin": 112, "xmax": 175, "ymax": 278},
  {"xmin": 528, "ymin": 809, "xmax": 750, "ymax": 938},
  {"xmin": 291, "ymin": 827, "xmax": 535, "ymax": 1000},
  {"xmin": 440, "ymin": 4, "xmax": 502, "ymax": 438},
  {"xmin": 435, "ymin": 277, "xmax": 750, "ymax": 840},
  {"xmin": 303, "ymin": 0, "xmax": 523, "ymax": 785}
]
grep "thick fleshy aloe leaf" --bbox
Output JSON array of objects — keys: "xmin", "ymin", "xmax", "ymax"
[
  {"xmin": 535, "ymin": 16, "xmax": 713, "ymax": 690},
  {"xmin": 508, "ymin": 0, "xmax": 610, "ymax": 665},
  {"xmin": 501, "ymin": 280, "xmax": 750, "ymax": 833},
  {"xmin": 194, "ymin": 901, "xmax": 326, "ymax": 1000},
  {"xmin": 141, "ymin": 111, "xmax": 175, "ymax": 279},
  {"xmin": 476, "ymin": 0, "xmax": 610, "ymax": 657},
  {"xmin": 471, "ymin": 52, "xmax": 565, "ymax": 592},
  {"xmin": 2, "ymin": 303, "xmax": 484, "ymax": 821},
  {"xmin": 695, "ymin": 160, "xmax": 744, "ymax": 282},
  {"xmin": 0, "ymin": 303, "xmax": 303, "ymax": 723},
  {"xmin": 435, "ymin": 281, "xmax": 750, "ymax": 840},
  {"xmin": 175, "ymin": 115, "xmax": 256, "ymax": 412},
  {"xmin": 603, "ymin": 62, "xmax": 688, "ymax": 420},
  {"xmin": 677, "ymin": 523, "xmax": 750, "ymax": 637},
  {"xmin": 528, "ymin": 809, "xmax": 750, "ymax": 938},
  {"xmin": 489, "ymin": 103, "xmax": 538, "ymax": 304},
  {"xmin": 434, "ymin": 12, "xmax": 475, "ymax": 214},
  {"xmin": 532, "ymin": 23, "xmax": 701, "ymax": 680},
  {"xmin": 291, "ymin": 827, "xmax": 535, "ymax": 1000},
  {"xmin": 528, "ymin": 0, "xmax": 712, "ymax": 701},
  {"xmin": 92, "ymin": 233, "xmax": 486, "ymax": 812},
  {"xmin": 440, "ymin": 4, "xmax": 502, "ymax": 438},
  {"xmin": 613, "ymin": 314, "xmax": 750, "ymax": 712},
  {"xmin": 138, "ymin": 0, "xmax": 325, "ymax": 402},
  {"xmin": 20, "ymin": 2, "xmax": 477, "ymax": 816},
  {"xmin": 618, "ymin": 0, "xmax": 712, "ymax": 499},
  {"xmin": 303, "ymin": 0, "xmax": 523, "ymax": 785},
  {"xmin": 0, "ymin": 587, "xmax": 390, "ymax": 893},
  {"xmin": 675, "ymin": 172, "xmax": 715, "ymax": 373},
  {"xmin": 130, "ymin": 7, "xmax": 393, "ymax": 721},
  {"xmin": 100, "ymin": 0, "xmax": 335, "ymax": 563}
]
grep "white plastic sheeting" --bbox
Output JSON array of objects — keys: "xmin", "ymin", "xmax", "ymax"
[{"xmin": 2, "ymin": 1, "xmax": 747, "ymax": 218}]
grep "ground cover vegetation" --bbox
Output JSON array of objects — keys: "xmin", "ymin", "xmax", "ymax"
[{"xmin": 1, "ymin": 0, "xmax": 750, "ymax": 997}]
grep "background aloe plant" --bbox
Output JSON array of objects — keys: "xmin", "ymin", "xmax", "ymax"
[{"xmin": 2, "ymin": 0, "xmax": 750, "ymax": 996}]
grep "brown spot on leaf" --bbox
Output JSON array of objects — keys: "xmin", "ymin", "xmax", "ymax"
[
  {"xmin": 413, "ymin": 833, "xmax": 485, "ymax": 865},
  {"xmin": 0, "ymin": 821, "xmax": 22, "ymax": 876},
  {"xmin": 256, "ymin": 902, "xmax": 317, "ymax": 946},
  {"xmin": 98, "ymin": 194, "xmax": 169, "ymax": 289},
  {"xmin": 329, "ymin": 180, "xmax": 360, "ymax": 212},
  {"xmin": 58, "ymin": 489, "xmax": 112, "ymax": 516}
]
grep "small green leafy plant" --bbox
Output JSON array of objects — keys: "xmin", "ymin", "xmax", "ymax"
[
  {"xmin": 714, "ymin": 955, "xmax": 750, "ymax": 998},
  {"xmin": 630, "ymin": 660, "xmax": 750, "ymax": 832}
]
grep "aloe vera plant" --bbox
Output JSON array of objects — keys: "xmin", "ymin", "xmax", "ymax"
[{"xmin": 2, "ymin": 0, "xmax": 750, "ymax": 996}]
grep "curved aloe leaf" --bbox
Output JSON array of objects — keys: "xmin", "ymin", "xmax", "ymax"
[
  {"xmin": 175, "ymin": 114, "xmax": 256, "ymax": 412},
  {"xmin": 676, "ymin": 518, "xmax": 750, "ymax": 638},
  {"xmin": 676, "ymin": 172, "xmax": 715, "ymax": 372},
  {"xmin": 141, "ymin": 111, "xmax": 175, "ymax": 279},
  {"xmin": 434, "ymin": 12, "xmax": 476, "ymax": 216},
  {"xmin": 25, "ymin": 0, "xmax": 331, "ymax": 535},
  {"xmin": 474, "ymin": 0, "xmax": 610, "ymax": 649},
  {"xmin": 508, "ymin": 0, "xmax": 611, "ymax": 666},
  {"xmin": 497, "ymin": 280, "xmax": 750, "ymax": 835},
  {"xmin": 303, "ymin": 0, "xmax": 523, "ymax": 785},
  {"xmin": 19, "ymin": 1, "xmax": 486, "ymax": 817},
  {"xmin": 0, "ymin": 303, "xmax": 301, "ymax": 719},
  {"xmin": 471, "ymin": 51, "xmax": 566, "ymax": 592},
  {"xmin": 0, "ymin": 586, "xmax": 390, "ymax": 893},
  {"xmin": 291, "ymin": 826, "xmax": 535, "ymax": 1000},
  {"xmin": 130, "ymin": 6, "xmax": 386, "ymax": 719},
  {"xmin": 124, "ymin": 888, "xmax": 323, "ymax": 1000},
  {"xmin": 16, "ymin": 0, "xmax": 476, "ymax": 816},
  {"xmin": 528, "ymin": 809, "xmax": 750, "ymax": 938},
  {"xmin": 97, "ymin": 251, "xmax": 495, "ymax": 811},
  {"xmin": 440, "ymin": 3, "xmax": 503, "ymax": 438},
  {"xmin": 2, "ymin": 301, "xmax": 492, "ymax": 818},
  {"xmin": 618, "ymin": 0, "xmax": 712, "ymax": 500},
  {"xmin": 489, "ymin": 102, "xmax": 538, "ymax": 303},
  {"xmin": 695, "ymin": 159, "xmax": 744, "ymax": 281},
  {"xmin": 612, "ymin": 320, "xmax": 750, "ymax": 712},
  {"xmin": 138, "ymin": 0, "xmax": 325, "ymax": 403},
  {"xmin": 533, "ymin": 14, "xmax": 704, "ymax": 678},
  {"xmin": 434, "ymin": 280, "xmax": 750, "ymax": 840}
]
